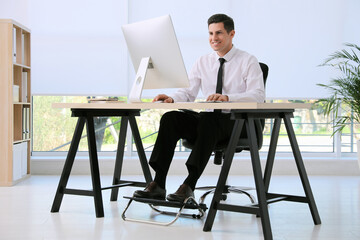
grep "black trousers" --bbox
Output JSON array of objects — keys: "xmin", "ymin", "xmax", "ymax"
[{"xmin": 149, "ymin": 110, "xmax": 243, "ymax": 189}]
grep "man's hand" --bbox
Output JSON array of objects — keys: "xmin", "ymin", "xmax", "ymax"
[
  {"xmin": 206, "ymin": 94, "xmax": 229, "ymax": 102},
  {"xmin": 153, "ymin": 94, "xmax": 174, "ymax": 103}
]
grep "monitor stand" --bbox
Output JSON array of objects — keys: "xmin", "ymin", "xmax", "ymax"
[{"xmin": 128, "ymin": 57, "xmax": 153, "ymax": 103}]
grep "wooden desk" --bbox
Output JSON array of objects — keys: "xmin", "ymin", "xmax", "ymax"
[
  {"xmin": 51, "ymin": 102, "xmax": 320, "ymax": 240},
  {"xmin": 52, "ymin": 101, "xmax": 312, "ymax": 110}
]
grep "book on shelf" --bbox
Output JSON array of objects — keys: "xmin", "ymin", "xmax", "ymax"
[
  {"xmin": 21, "ymin": 33, "xmax": 25, "ymax": 64},
  {"xmin": 22, "ymin": 107, "xmax": 26, "ymax": 139},
  {"xmin": 26, "ymin": 107, "xmax": 30, "ymax": 139},
  {"xmin": 22, "ymin": 107, "xmax": 30, "ymax": 139},
  {"xmin": 12, "ymin": 27, "xmax": 16, "ymax": 62},
  {"xmin": 21, "ymin": 72, "xmax": 28, "ymax": 102},
  {"xmin": 13, "ymin": 85, "xmax": 19, "ymax": 102}
]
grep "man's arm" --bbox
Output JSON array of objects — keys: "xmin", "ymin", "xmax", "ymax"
[
  {"xmin": 170, "ymin": 60, "xmax": 202, "ymax": 102},
  {"xmin": 227, "ymin": 60, "xmax": 265, "ymax": 103}
]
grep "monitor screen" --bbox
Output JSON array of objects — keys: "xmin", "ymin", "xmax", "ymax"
[{"xmin": 122, "ymin": 15, "xmax": 189, "ymax": 102}]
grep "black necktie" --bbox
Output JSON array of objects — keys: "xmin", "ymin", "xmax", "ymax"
[
  {"xmin": 215, "ymin": 58, "xmax": 225, "ymax": 113},
  {"xmin": 216, "ymin": 58, "xmax": 226, "ymax": 94}
]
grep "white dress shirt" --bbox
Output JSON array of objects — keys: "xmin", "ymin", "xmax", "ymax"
[{"xmin": 171, "ymin": 46, "xmax": 265, "ymax": 103}]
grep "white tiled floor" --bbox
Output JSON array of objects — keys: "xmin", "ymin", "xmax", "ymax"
[{"xmin": 0, "ymin": 175, "xmax": 359, "ymax": 240}]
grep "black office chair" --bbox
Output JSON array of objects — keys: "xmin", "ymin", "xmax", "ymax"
[{"xmin": 182, "ymin": 62, "xmax": 269, "ymax": 203}]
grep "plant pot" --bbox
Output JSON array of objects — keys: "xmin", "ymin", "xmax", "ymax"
[{"xmin": 357, "ymin": 140, "xmax": 360, "ymax": 169}]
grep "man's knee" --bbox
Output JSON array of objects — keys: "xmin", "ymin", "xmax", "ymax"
[
  {"xmin": 197, "ymin": 112, "xmax": 218, "ymax": 129},
  {"xmin": 161, "ymin": 111, "xmax": 182, "ymax": 124}
]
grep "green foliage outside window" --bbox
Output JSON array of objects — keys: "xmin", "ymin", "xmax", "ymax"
[{"xmin": 31, "ymin": 97, "xmax": 357, "ymax": 153}]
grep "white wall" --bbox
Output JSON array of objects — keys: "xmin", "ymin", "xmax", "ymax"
[
  {"xmin": 28, "ymin": 0, "xmax": 129, "ymax": 96},
  {"xmin": 1, "ymin": 0, "xmax": 359, "ymax": 98},
  {"xmin": 0, "ymin": 0, "xmax": 29, "ymax": 25},
  {"xmin": 129, "ymin": 0, "xmax": 360, "ymax": 99}
]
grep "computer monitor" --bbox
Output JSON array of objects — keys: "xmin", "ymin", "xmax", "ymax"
[{"xmin": 122, "ymin": 15, "xmax": 189, "ymax": 102}]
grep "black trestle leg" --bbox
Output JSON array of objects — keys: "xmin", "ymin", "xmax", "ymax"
[
  {"xmin": 86, "ymin": 116, "xmax": 104, "ymax": 218},
  {"xmin": 247, "ymin": 117, "xmax": 272, "ymax": 240},
  {"xmin": 51, "ymin": 109, "xmax": 154, "ymax": 218},
  {"xmin": 263, "ymin": 117, "xmax": 281, "ymax": 192},
  {"xmin": 51, "ymin": 117, "xmax": 86, "ymax": 213},
  {"xmin": 129, "ymin": 116, "xmax": 153, "ymax": 184},
  {"xmin": 283, "ymin": 113, "xmax": 321, "ymax": 225},
  {"xmin": 203, "ymin": 119, "xmax": 244, "ymax": 232},
  {"xmin": 111, "ymin": 117, "xmax": 129, "ymax": 201}
]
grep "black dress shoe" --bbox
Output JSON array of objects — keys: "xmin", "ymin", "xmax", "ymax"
[
  {"xmin": 133, "ymin": 181, "xmax": 166, "ymax": 200},
  {"xmin": 166, "ymin": 184, "xmax": 194, "ymax": 203}
]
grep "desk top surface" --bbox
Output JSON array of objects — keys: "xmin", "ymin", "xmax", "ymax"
[{"xmin": 52, "ymin": 102, "xmax": 312, "ymax": 110}]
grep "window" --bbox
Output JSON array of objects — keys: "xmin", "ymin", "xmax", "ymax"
[
  {"xmin": 32, "ymin": 96, "xmax": 126, "ymax": 152},
  {"xmin": 261, "ymin": 100, "xmax": 334, "ymax": 153},
  {"xmin": 32, "ymin": 96, "xmax": 358, "ymax": 158}
]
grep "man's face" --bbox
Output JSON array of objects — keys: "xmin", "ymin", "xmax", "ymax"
[{"xmin": 208, "ymin": 22, "xmax": 235, "ymax": 57}]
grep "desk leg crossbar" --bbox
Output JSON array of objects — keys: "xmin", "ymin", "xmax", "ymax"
[
  {"xmin": 51, "ymin": 112, "xmax": 152, "ymax": 218},
  {"xmin": 203, "ymin": 111, "xmax": 321, "ymax": 240}
]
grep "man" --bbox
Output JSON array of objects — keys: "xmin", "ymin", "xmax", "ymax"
[{"xmin": 134, "ymin": 14, "xmax": 265, "ymax": 202}]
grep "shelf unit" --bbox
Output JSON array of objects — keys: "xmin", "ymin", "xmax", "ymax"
[{"xmin": 0, "ymin": 19, "xmax": 31, "ymax": 186}]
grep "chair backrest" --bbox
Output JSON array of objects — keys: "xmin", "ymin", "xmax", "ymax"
[
  {"xmin": 255, "ymin": 62, "xmax": 269, "ymax": 144},
  {"xmin": 259, "ymin": 62, "xmax": 269, "ymax": 86}
]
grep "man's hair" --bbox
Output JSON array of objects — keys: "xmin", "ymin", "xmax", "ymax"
[{"xmin": 207, "ymin": 14, "xmax": 234, "ymax": 33}]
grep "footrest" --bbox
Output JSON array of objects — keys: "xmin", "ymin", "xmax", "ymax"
[
  {"xmin": 124, "ymin": 196, "xmax": 207, "ymax": 210},
  {"xmin": 122, "ymin": 196, "xmax": 207, "ymax": 226}
]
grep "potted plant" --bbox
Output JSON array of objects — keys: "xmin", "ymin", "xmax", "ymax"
[{"xmin": 317, "ymin": 43, "xmax": 360, "ymax": 167}]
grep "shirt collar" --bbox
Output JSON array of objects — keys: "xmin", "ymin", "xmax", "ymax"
[{"xmin": 213, "ymin": 45, "xmax": 236, "ymax": 62}]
